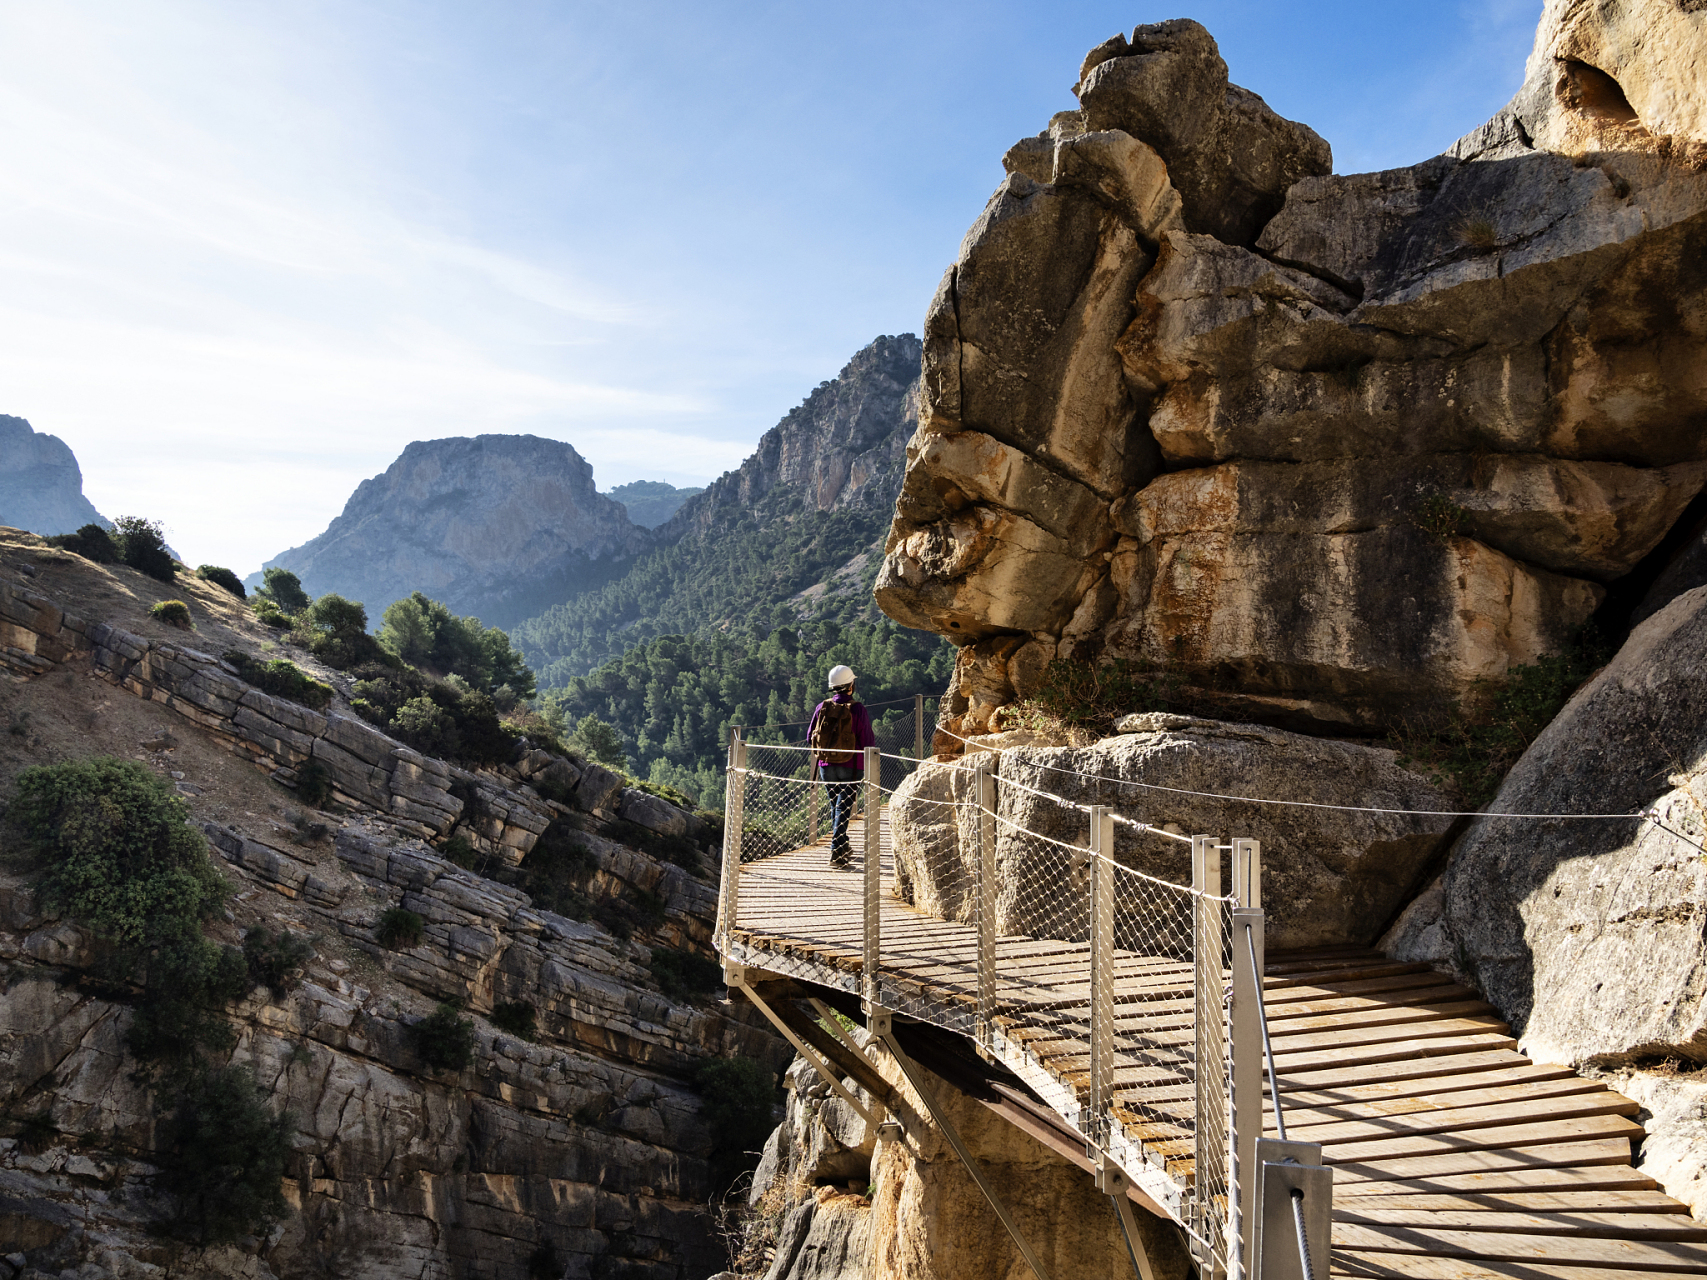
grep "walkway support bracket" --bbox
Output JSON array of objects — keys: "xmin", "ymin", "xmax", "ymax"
[
  {"xmin": 1253, "ymin": 1138, "xmax": 1329, "ymax": 1280},
  {"xmin": 726, "ymin": 964, "xmax": 883, "ymax": 1130},
  {"xmin": 876, "ymin": 1013, "xmax": 1053, "ymax": 1280},
  {"xmin": 1099, "ymin": 1158, "xmax": 1159, "ymax": 1280}
]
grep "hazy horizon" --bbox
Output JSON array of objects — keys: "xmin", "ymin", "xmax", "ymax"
[{"xmin": 0, "ymin": 0, "xmax": 1540, "ymax": 574}]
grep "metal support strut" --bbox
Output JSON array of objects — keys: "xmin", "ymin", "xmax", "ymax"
[{"xmin": 873, "ymin": 1009, "xmax": 1052, "ymax": 1280}]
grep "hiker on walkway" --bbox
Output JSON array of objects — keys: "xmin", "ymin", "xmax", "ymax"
[{"xmin": 808, "ymin": 664, "xmax": 877, "ymax": 868}]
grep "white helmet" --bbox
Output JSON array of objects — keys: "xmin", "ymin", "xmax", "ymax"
[{"xmin": 827, "ymin": 664, "xmax": 855, "ymax": 689}]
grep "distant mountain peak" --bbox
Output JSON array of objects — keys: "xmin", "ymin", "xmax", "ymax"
[
  {"xmin": 0, "ymin": 415, "xmax": 109, "ymax": 537},
  {"xmin": 603, "ymin": 480, "xmax": 705, "ymax": 529},
  {"xmin": 259, "ymin": 433, "xmax": 650, "ymax": 627}
]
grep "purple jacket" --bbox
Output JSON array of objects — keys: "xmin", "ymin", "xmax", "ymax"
[{"xmin": 809, "ymin": 692, "xmax": 876, "ymax": 772}]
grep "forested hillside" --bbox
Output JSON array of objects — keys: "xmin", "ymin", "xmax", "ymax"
[
  {"xmin": 510, "ymin": 333, "xmax": 948, "ymax": 805},
  {"xmin": 548, "ymin": 617, "xmax": 953, "ymax": 806}
]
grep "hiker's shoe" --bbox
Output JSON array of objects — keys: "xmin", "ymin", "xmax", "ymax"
[{"xmin": 830, "ymin": 850, "xmax": 852, "ymax": 868}]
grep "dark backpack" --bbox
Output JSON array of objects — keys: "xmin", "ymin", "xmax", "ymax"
[{"xmin": 812, "ymin": 699, "xmax": 859, "ymax": 765}]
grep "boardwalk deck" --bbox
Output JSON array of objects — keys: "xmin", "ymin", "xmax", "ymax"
[{"xmin": 722, "ymin": 813, "xmax": 1706, "ymax": 1279}]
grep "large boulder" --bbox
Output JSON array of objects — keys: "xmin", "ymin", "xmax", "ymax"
[
  {"xmin": 878, "ymin": 2, "xmax": 1707, "ymax": 743},
  {"xmin": 1075, "ymin": 20, "xmax": 1331, "ymax": 246},
  {"xmin": 1424, "ymin": 585, "xmax": 1707, "ymax": 1068},
  {"xmin": 891, "ymin": 716, "xmax": 1458, "ymax": 951}
]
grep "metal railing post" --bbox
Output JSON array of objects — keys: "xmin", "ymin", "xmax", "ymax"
[
  {"xmin": 1089, "ymin": 805, "xmax": 1115, "ymax": 1152},
  {"xmin": 1193, "ymin": 834, "xmax": 1226, "ymax": 1275},
  {"xmin": 808, "ymin": 780, "xmax": 820, "ymax": 844},
  {"xmin": 915, "ymin": 692, "xmax": 925, "ymax": 760},
  {"xmin": 717, "ymin": 730, "xmax": 746, "ymax": 948},
  {"xmin": 863, "ymin": 745, "xmax": 881, "ymax": 1007},
  {"xmin": 976, "ymin": 753, "xmax": 997, "ymax": 1054},
  {"xmin": 1231, "ymin": 917, "xmax": 1263, "ymax": 1277}
]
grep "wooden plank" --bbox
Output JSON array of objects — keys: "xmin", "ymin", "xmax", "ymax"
[
  {"xmin": 1265, "ymin": 971, "xmax": 1480, "ymax": 1006},
  {"xmin": 1338, "ymin": 1192, "xmax": 1688, "ymax": 1215},
  {"xmin": 1262, "ymin": 1000, "xmax": 1501, "ymax": 1036},
  {"xmin": 1335, "ymin": 1164, "xmax": 1660, "ymax": 1199},
  {"xmin": 1272, "ymin": 1068, "xmax": 1599, "ymax": 1118},
  {"xmin": 1271, "ymin": 1032, "xmax": 1519, "ymax": 1075},
  {"xmin": 1332, "ymin": 1209, "xmax": 1707, "ymax": 1241},
  {"xmin": 1331, "ymin": 1249, "xmax": 1698, "ymax": 1280},
  {"xmin": 1320, "ymin": 1113, "xmax": 1643, "ymax": 1164},
  {"xmin": 1264, "ymin": 985, "xmax": 1481, "ymax": 1020},
  {"xmin": 1276, "ymin": 1059, "xmax": 1581, "ymax": 1107},
  {"xmin": 1268, "ymin": 1015, "xmax": 1511, "ymax": 1053},
  {"xmin": 1330, "ymin": 1140, "xmax": 1642, "ymax": 1188},
  {"xmin": 1286, "ymin": 1092, "xmax": 1639, "ymax": 1148},
  {"xmin": 1331, "ymin": 1222, "xmax": 1707, "ymax": 1272}
]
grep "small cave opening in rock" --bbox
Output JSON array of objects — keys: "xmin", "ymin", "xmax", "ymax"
[{"xmin": 1558, "ymin": 59, "xmax": 1641, "ymax": 125}]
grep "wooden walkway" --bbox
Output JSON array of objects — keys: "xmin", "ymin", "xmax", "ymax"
[{"xmin": 723, "ymin": 815, "xmax": 1707, "ymax": 1279}]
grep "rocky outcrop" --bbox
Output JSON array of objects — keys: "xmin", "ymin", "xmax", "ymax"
[
  {"xmin": 1393, "ymin": 584, "xmax": 1707, "ymax": 1068},
  {"xmin": 891, "ymin": 715, "xmax": 1457, "ymax": 951},
  {"xmin": 259, "ymin": 435, "xmax": 652, "ymax": 628},
  {"xmin": 741, "ymin": 1034, "xmax": 1188, "ymax": 1280},
  {"xmin": 0, "ymin": 416, "xmax": 107, "ymax": 537},
  {"xmin": 878, "ymin": 3, "xmax": 1707, "ymax": 737},
  {"xmin": 664, "ymin": 335, "xmax": 922, "ymax": 540}
]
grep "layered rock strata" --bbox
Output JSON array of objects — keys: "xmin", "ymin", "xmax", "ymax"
[
  {"xmin": 0, "ymin": 580, "xmax": 694, "ymax": 868},
  {"xmin": 0, "ymin": 564, "xmax": 779, "ymax": 1277},
  {"xmin": 878, "ymin": 3, "xmax": 1707, "ymax": 737}
]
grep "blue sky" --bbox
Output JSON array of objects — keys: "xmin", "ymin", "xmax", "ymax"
[{"xmin": 0, "ymin": 1, "xmax": 1541, "ymax": 574}]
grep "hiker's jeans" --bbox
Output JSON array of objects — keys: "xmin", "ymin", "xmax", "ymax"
[{"xmin": 819, "ymin": 763, "xmax": 861, "ymax": 861}]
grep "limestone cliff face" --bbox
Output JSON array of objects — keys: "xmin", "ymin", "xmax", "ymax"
[
  {"xmin": 0, "ymin": 416, "xmax": 107, "ymax": 537},
  {"xmin": 665, "ymin": 335, "xmax": 921, "ymax": 540},
  {"xmin": 877, "ymin": 2, "xmax": 1707, "ymax": 739},
  {"xmin": 0, "ymin": 535, "xmax": 787, "ymax": 1279},
  {"xmin": 261, "ymin": 435, "xmax": 652, "ymax": 628}
]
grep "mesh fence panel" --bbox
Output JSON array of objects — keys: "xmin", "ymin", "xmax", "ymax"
[{"xmin": 723, "ymin": 744, "xmax": 1238, "ymax": 1266}]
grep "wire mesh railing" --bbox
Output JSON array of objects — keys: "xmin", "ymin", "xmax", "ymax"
[{"xmin": 714, "ymin": 729, "xmax": 1267, "ymax": 1276}]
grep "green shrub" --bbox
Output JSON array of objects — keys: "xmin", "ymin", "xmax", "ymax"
[
  {"xmin": 567, "ymin": 714, "xmax": 628, "ymax": 771},
  {"xmin": 111, "ymin": 515, "xmax": 177, "ymax": 582},
  {"xmin": 440, "ymin": 834, "xmax": 477, "ymax": 869},
  {"xmin": 149, "ymin": 599, "xmax": 192, "ymax": 628},
  {"xmin": 376, "ymin": 907, "xmax": 425, "ymax": 949},
  {"xmin": 490, "ymin": 1001, "xmax": 537, "ymax": 1041},
  {"xmin": 1394, "ymin": 627, "xmax": 1613, "ymax": 804},
  {"xmin": 224, "ymin": 650, "xmax": 334, "ymax": 711},
  {"xmin": 379, "ymin": 591, "xmax": 536, "ymax": 699},
  {"xmin": 293, "ymin": 760, "xmax": 332, "ymax": 809},
  {"xmin": 155, "ymin": 1064, "xmax": 293, "ymax": 1244},
  {"xmin": 45, "ymin": 523, "xmax": 118, "ymax": 564},
  {"xmin": 256, "ymin": 567, "xmax": 310, "ymax": 614},
  {"xmin": 196, "ymin": 565, "xmax": 246, "ymax": 599},
  {"xmin": 298, "ymin": 593, "xmax": 393, "ymax": 671},
  {"xmin": 695, "ymin": 1056, "xmax": 779, "ymax": 1192},
  {"xmin": 648, "ymin": 946, "xmax": 723, "ymax": 1001},
  {"xmin": 253, "ymin": 597, "xmax": 292, "ymax": 629},
  {"xmin": 410, "ymin": 1002, "xmax": 475, "ymax": 1072},
  {"xmin": 243, "ymin": 926, "xmax": 315, "ymax": 999},
  {"xmin": 350, "ymin": 663, "xmax": 519, "ymax": 767},
  {"xmin": 11, "ymin": 758, "xmax": 227, "ymax": 947},
  {"xmin": 1411, "ymin": 493, "xmax": 1471, "ymax": 542}
]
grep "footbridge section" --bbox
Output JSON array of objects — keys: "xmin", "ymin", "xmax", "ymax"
[{"xmin": 714, "ymin": 735, "xmax": 1707, "ymax": 1280}]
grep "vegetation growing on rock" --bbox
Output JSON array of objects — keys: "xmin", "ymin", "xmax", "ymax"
[
  {"xmin": 195, "ymin": 563, "xmax": 246, "ymax": 598},
  {"xmin": 149, "ymin": 599, "xmax": 192, "ymax": 628}
]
